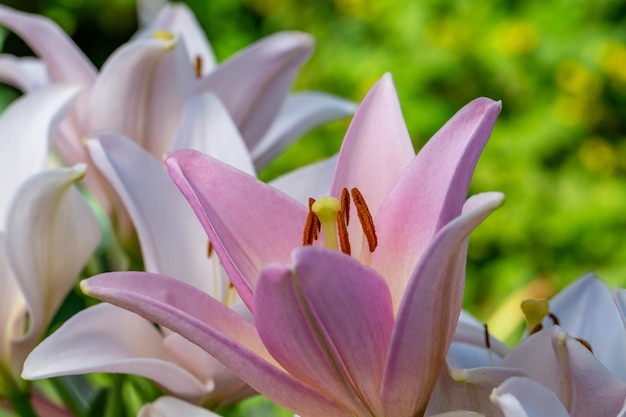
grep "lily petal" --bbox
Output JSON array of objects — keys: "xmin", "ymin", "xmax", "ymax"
[
  {"xmin": 330, "ymin": 74, "xmax": 414, "ymax": 220},
  {"xmin": 381, "ymin": 192, "xmax": 505, "ymax": 417},
  {"xmin": 171, "ymin": 92, "xmax": 255, "ymax": 176},
  {"xmin": 197, "ymin": 32, "xmax": 313, "ymax": 148},
  {"xmin": 23, "ymin": 303, "xmax": 211, "ymax": 400},
  {"xmin": 5, "ymin": 165, "xmax": 100, "ymax": 361},
  {"xmin": 544, "ymin": 272, "xmax": 626, "ymax": 381},
  {"xmin": 138, "ymin": 396, "xmax": 222, "ymax": 417},
  {"xmin": 373, "ymin": 97, "xmax": 501, "ymax": 307},
  {"xmin": 165, "ymin": 149, "xmax": 307, "ymax": 309},
  {"xmin": 134, "ymin": 3, "xmax": 217, "ymax": 74},
  {"xmin": 87, "ymin": 133, "xmax": 220, "ymax": 294},
  {"xmin": 0, "ymin": 6, "xmax": 96, "ymax": 85},
  {"xmin": 251, "ymin": 92, "xmax": 357, "ymax": 169},
  {"xmin": 85, "ymin": 37, "xmax": 194, "ymax": 158},
  {"xmin": 255, "ymin": 247, "xmax": 393, "ymax": 416},
  {"xmin": 491, "ymin": 377, "xmax": 570, "ymax": 417},
  {"xmin": 0, "ymin": 84, "xmax": 79, "ymax": 222},
  {"xmin": 0, "ymin": 55, "xmax": 48, "ymax": 92},
  {"xmin": 81, "ymin": 272, "xmax": 351, "ymax": 417}
]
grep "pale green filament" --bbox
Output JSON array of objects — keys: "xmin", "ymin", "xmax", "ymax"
[{"xmin": 312, "ymin": 196, "xmax": 341, "ymax": 251}]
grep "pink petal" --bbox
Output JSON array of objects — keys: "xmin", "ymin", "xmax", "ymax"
[
  {"xmin": 251, "ymin": 92, "xmax": 356, "ymax": 169},
  {"xmin": 6, "ymin": 165, "xmax": 101, "ymax": 358},
  {"xmin": 373, "ymin": 98, "xmax": 501, "ymax": 307},
  {"xmin": 81, "ymin": 272, "xmax": 350, "ymax": 417},
  {"xmin": 171, "ymin": 92, "xmax": 255, "ymax": 176},
  {"xmin": 85, "ymin": 37, "xmax": 194, "ymax": 159},
  {"xmin": 87, "ymin": 133, "xmax": 222, "ymax": 294},
  {"xmin": 381, "ymin": 192, "xmax": 504, "ymax": 417},
  {"xmin": 330, "ymin": 73, "xmax": 414, "ymax": 218},
  {"xmin": 255, "ymin": 247, "xmax": 394, "ymax": 416},
  {"xmin": 134, "ymin": 3, "xmax": 217, "ymax": 74},
  {"xmin": 165, "ymin": 149, "xmax": 307, "ymax": 309},
  {"xmin": 0, "ymin": 6, "xmax": 96, "ymax": 85},
  {"xmin": 197, "ymin": 32, "xmax": 313, "ymax": 148},
  {"xmin": 23, "ymin": 303, "xmax": 211, "ymax": 400},
  {"xmin": 491, "ymin": 377, "xmax": 570, "ymax": 417},
  {"xmin": 0, "ymin": 84, "xmax": 79, "ymax": 222}
]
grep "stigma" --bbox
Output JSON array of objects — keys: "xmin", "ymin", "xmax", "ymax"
[{"xmin": 302, "ymin": 187, "xmax": 377, "ymax": 257}]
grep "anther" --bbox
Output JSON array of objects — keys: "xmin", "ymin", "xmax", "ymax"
[
  {"xmin": 484, "ymin": 323, "xmax": 494, "ymax": 366},
  {"xmin": 340, "ymin": 188, "xmax": 350, "ymax": 226},
  {"xmin": 337, "ymin": 211, "xmax": 351, "ymax": 255},
  {"xmin": 302, "ymin": 198, "xmax": 319, "ymax": 246},
  {"xmin": 207, "ymin": 240, "xmax": 214, "ymax": 258},
  {"xmin": 194, "ymin": 55, "xmax": 203, "ymax": 78},
  {"xmin": 549, "ymin": 312, "xmax": 560, "ymax": 326},
  {"xmin": 350, "ymin": 188, "xmax": 377, "ymax": 252},
  {"xmin": 576, "ymin": 338, "xmax": 593, "ymax": 353}
]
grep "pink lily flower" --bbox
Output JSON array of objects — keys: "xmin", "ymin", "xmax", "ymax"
[
  {"xmin": 0, "ymin": 86, "xmax": 100, "ymax": 396},
  {"xmin": 0, "ymin": 3, "xmax": 355, "ymax": 237},
  {"xmin": 81, "ymin": 74, "xmax": 504, "ymax": 416}
]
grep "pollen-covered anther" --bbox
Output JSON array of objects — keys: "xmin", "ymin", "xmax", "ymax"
[
  {"xmin": 302, "ymin": 198, "xmax": 319, "ymax": 246},
  {"xmin": 194, "ymin": 55, "xmax": 203, "ymax": 78},
  {"xmin": 521, "ymin": 298, "xmax": 549, "ymax": 336},
  {"xmin": 350, "ymin": 187, "xmax": 377, "ymax": 252},
  {"xmin": 340, "ymin": 188, "xmax": 350, "ymax": 226},
  {"xmin": 207, "ymin": 240, "xmax": 214, "ymax": 258},
  {"xmin": 337, "ymin": 210, "xmax": 351, "ymax": 255}
]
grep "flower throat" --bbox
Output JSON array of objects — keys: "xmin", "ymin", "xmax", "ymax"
[{"xmin": 302, "ymin": 187, "xmax": 378, "ymax": 258}]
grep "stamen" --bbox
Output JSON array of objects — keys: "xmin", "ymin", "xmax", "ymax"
[
  {"xmin": 312, "ymin": 196, "xmax": 341, "ymax": 250},
  {"xmin": 207, "ymin": 240, "xmax": 214, "ymax": 258},
  {"xmin": 576, "ymin": 338, "xmax": 593, "ymax": 353},
  {"xmin": 303, "ymin": 198, "xmax": 321, "ymax": 246},
  {"xmin": 350, "ymin": 188, "xmax": 377, "ymax": 252},
  {"xmin": 549, "ymin": 312, "xmax": 560, "ymax": 326},
  {"xmin": 340, "ymin": 188, "xmax": 350, "ymax": 226},
  {"xmin": 521, "ymin": 299, "xmax": 549, "ymax": 336},
  {"xmin": 194, "ymin": 55, "xmax": 203, "ymax": 78},
  {"xmin": 484, "ymin": 323, "xmax": 494, "ymax": 366},
  {"xmin": 337, "ymin": 211, "xmax": 351, "ymax": 255}
]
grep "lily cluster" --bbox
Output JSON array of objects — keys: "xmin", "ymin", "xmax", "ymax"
[{"xmin": 0, "ymin": 2, "xmax": 624, "ymax": 417}]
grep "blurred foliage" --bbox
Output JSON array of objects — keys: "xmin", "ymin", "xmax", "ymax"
[{"xmin": 1, "ymin": 0, "xmax": 626, "ymax": 339}]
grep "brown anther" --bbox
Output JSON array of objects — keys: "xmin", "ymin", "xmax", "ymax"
[
  {"xmin": 207, "ymin": 240, "xmax": 214, "ymax": 257},
  {"xmin": 549, "ymin": 312, "xmax": 560, "ymax": 326},
  {"xmin": 340, "ymin": 188, "xmax": 350, "ymax": 226},
  {"xmin": 302, "ymin": 198, "xmax": 319, "ymax": 245},
  {"xmin": 350, "ymin": 188, "xmax": 377, "ymax": 252},
  {"xmin": 483, "ymin": 323, "xmax": 491, "ymax": 349},
  {"xmin": 529, "ymin": 323, "xmax": 543, "ymax": 336},
  {"xmin": 576, "ymin": 337, "xmax": 593, "ymax": 353},
  {"xmin": 194, "ymin": 55, "xmax": 203, "ymax": 78},
  {"xmin": 337, "ymin": 211, "xmax": 351, "ymax": 255}
]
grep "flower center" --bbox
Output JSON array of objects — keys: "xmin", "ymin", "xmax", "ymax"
[{"xmin": 302, "ymin": 187, "xmax": 377, "ymax": 258}]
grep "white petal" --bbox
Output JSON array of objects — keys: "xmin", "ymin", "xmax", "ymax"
[
  {"xmin": 0, "ymin": 84, "xmax": 79, "ymax": 222},
  {"xmin": 23, "ymin": 303, "xmax": 212, "ymax": 400},
  {"xmin": 138, "ymin": 397, "xmax": 221, "ymax": 417},
  {"xmin": 5, "ymin": 165, "xmax": 101, "ymax": 347},
  {"xmin": 251, "ymin": 92, "xmax": 356, "ymax": 169}
]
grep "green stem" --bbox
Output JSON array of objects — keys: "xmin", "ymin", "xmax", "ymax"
[
  {"xmin": 8, "ymin": 392, "xmax": 38, "ymax": 417},
  {"xmin": 49, "ymin": 378, "xmax": 86, "ymax": 417},
  {"xmin": 103, "ymin": 375, "xmax": 125, "ymax": 417}
]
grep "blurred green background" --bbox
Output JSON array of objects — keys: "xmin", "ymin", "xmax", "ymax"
[{"xmin": 1, "ymin": 0, "xmax": 626, "ymax": 341}]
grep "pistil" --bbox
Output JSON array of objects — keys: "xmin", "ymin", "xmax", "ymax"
[{"xmin": 312, "ymin": 196, "xmax": 341, "ymax": 251}]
